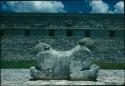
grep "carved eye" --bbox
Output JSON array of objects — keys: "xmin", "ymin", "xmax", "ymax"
[
  {"xmin": 78, "ymin": 39, "xmax": 85, "ymax": 46},
  {"xmin": 44, "ymin": 45, "xmax": 50, "ymax": 50}
]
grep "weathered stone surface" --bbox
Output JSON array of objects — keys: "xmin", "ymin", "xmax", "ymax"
[
  {"xmin": 1, "ymin": 37, "xmax": 124, "ymax": 62},
  {"xmin": 30, "ymin": 38, "xmax": 100, "ymax": 80},
  {"xmin": 70, "ymin": 64, "xmax": 100, "ymax": 81},
  {"xmin": 1, "ymin": 69, "xmax": 125, "ymax": 85}
]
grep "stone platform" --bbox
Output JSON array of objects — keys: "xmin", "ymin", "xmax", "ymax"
[{"xmin": 1, "ymin": 69, "xmax": 125, "ymax": 85}]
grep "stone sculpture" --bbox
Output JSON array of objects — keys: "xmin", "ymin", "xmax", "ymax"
[{"xmin": 30, "ymin": 38, "xmax": 99, "ymax": 81}]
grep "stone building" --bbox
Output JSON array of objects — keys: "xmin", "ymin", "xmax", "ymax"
[{"xmin": 0, "ymin": 13, "xmax": 124, "ymax": 62}]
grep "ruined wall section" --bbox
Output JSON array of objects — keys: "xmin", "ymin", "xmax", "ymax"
[{"xmin": 0, "ymin": 14, "xmax": 124, "ymax": 62}]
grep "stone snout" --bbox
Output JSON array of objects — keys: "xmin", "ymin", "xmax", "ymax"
[{"xmin": 30, "ymin": 38, "xmax": 100, "ymax": 81}]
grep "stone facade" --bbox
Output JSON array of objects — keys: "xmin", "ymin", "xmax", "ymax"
[
  {"xmin": 1, "ymin": 37, "xmax": 124, "ymax": 62},
  {"xmin": 0, "ymin": 13, "xmax": 124, "ymax": 62}
]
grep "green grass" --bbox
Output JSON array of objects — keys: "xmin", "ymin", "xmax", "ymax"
[
  {"xmin": 1, "ymin": 60, "xmax": 125, "ymax": 69},
  {"xmin": 0, "ymin": 60, "xmax": 37, "ymax": 69},
  {"xmin": 92, "ymin": 61, "xmax": 125, "ymax": 70}
]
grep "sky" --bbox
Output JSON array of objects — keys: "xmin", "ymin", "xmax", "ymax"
[{"xmin": 0, "ymin": 0, "xmax": 124, "ymax": 13}]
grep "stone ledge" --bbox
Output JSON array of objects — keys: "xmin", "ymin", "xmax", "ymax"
[{"xmin": 1, "ymin": 69, "xmax": 125, "ymax": 85}]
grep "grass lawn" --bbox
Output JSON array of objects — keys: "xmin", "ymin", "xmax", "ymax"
[
  {"xmin": 1, "ymin": 60, "xmax": 37, "ymax": 69},
  {"xmin": 92, "ymin": 61, "xmax": 125, "ymax": 70},
  {"xmin": 1, "ymin": 60, "xmax": 125, "ymax": 69}
]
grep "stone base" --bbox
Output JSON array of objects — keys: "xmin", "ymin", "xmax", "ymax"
[
  {"xmin": 1, "ymin": 69, "xmax": 125, "ymax": 85},
  {"xmin": 30, "ymin": 64, "xmax": 99, "ymax": 81}
]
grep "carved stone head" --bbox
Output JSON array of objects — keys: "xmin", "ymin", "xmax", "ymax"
[
  {"xmin": 34, "ymin": 43, "xmax": 51, "ymax": 53},
  {"xmin": 78, "ymin": 38, "xmax": 95, "ymax": 50}
]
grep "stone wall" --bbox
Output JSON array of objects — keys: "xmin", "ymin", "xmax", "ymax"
[
  {"xmin": 2, "ymin": 29, "xmax": 125, "ymax": 38},
  {"xmin": 0, "ymin": 14, "xmax": 124, "ymax": 62},
  {"xmin": 1, "ymin": 36, "xmax": 124, "ymax": 62},
  {"xmin": 1, "ymin": 14, "xmax": 124, "ymax": 30}
]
